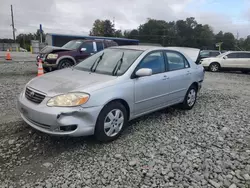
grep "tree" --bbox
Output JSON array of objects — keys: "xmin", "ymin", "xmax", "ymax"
[
  {"xmin": 222, "ymin": 32, "xmax": 235, "ymax": 50},
  {"xmin": 90, "ymin": 19, "xmax": 115, "ymax": 37}
]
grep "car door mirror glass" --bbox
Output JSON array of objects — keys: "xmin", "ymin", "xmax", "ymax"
[
  {"xmin": 80, "ymin": 48, "xmax": 87, "ymax": 52},
  {"xmin": 223, "ymin": 56, "xmax": 228, "ymax": 59},
  {"xmin": 135, "ymin": 68, "xmax": 152, "ymax": 77}
]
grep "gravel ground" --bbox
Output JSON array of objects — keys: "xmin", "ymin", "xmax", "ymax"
[{"xmin": 0, "ymin": 62, "xmax": 250, "ymax": 188}]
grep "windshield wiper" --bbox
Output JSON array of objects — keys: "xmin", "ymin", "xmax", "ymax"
[
  {"xmin": 112, "ymin": 52, "xmax": 124, "ymax": 76},
  {"xmin": 90, "ymin": 52, "xmax": 104, "ymax": 72}
]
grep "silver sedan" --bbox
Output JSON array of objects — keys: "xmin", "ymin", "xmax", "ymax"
[{"xmin": 18, "ymin": 46, "xmax": 204, "ymax": 142}]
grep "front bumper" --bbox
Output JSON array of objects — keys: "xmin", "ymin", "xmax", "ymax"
[
  {"xmin": 17, "ymin": 91, "xmax": 103, "ymax": 137},
  {"xmin": 36, "ymin": 60, "xmax": 57, "ymax": 68}
]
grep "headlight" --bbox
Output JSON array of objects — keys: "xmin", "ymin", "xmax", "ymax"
[
  {"xmin": 47, "ymin": 93, "xmax": 89, "ymax": 107},
  {"xmin": 47, "ymin": 53, "xmax": 58, "ymax": 59}
]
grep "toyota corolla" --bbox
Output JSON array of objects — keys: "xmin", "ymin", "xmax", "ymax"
[{"xmin": 18, "ymin": 46, "xmax": 204, "ymax": 142}]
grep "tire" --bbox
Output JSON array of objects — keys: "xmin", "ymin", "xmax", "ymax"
[
  {"xmin": 44, "ymin": 67, "xmax": 53, "ymax": 73},
  {"xmin": 209, "ymin": 62, "xmax": 220, "ymax": 72},
  {"xmin": 57, "ymin": 59, "xmax": 73, "ymax": 69},
  {"xmin": 179, "ymin": 85, "xmax": 198, "ymax": 110},
  {"xmin": 95, "ymin": 102, "xmax": 128, "ymax": 142}
]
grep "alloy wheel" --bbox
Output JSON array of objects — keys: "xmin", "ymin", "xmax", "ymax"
[
  {"xmin": 104, "ymin": 109, "xmax": 124, "ymax": 137},
  {"xmin": 187, "ymin": 89, "xmax": 196, "ymax": 107}
]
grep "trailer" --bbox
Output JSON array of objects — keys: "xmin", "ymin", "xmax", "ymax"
[{"xmin": 45, "ymin": 33, "xmax": 139, "ymax": 47}]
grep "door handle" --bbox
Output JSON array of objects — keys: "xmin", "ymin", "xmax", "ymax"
[{"xmin": 186, "ymin": 71, "xmax": 191, "ymax": 75}]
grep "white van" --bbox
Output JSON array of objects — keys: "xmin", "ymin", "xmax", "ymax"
[{"xmin": 201, "ymin": 51, "xmax": 250, "ymax": 73}]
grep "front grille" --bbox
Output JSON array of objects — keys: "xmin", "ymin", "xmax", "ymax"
[{"xmin": 25, "ymin": 87, "xmax": 46, "ymax": 104}]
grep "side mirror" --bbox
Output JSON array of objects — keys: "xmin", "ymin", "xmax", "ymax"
[
  {"xmin": 80, "ymin": 48, "xmax": 87, "ymax": 52},
  {"xmin": 223, "ymin": 56, "xmax": 228, "ymax": 59},
  {"xmin": 135, "ymin": 68, "xmax": 152, "ymax": 77}
]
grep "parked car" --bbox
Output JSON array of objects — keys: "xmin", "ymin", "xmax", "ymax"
[
  {"xmin": 201, "ymin": 51, "xmax": 250, "ymax": 73},
  {"xmin": 36, "ymin": 39, "xmax": 118, "ymax": 72},
  {"xmin": 197, "ymin": 50, "xmax": 221, "ymax": 63},
  {"xmin": 18, "ymin": 46, "xmax": 204, "ymax": 142}
]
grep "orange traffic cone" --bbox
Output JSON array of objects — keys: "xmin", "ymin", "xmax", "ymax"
[
  {"xmin": 37, "ymin": 59, "xmax": 44, "ymax": 76},
  {"xmin": 5, "ymin": 49, "xmax": 12, "ymax": 60}
]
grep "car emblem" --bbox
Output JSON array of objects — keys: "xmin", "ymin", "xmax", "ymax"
[{"xmin": 30, "ymin": 91, "xmax": 35, "ymax": 97}]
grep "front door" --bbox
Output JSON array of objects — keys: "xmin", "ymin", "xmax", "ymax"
[
  {"xmin": 134, "ymin": 51, "xmax": 170, "ymax": 116},
  {"xmin": 221, "ymin": 52, "xmax": 238, "ymax": 69},
  {"xmin": 75, "ymin": 41, "xmax": 95, "ymax": 63}
]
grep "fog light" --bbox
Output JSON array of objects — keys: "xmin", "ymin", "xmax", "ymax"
[{"xmin": 60, "ymin": 125, "xmax": 77, "ymax": 131}]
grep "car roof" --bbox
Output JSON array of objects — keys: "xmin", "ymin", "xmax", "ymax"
[
  {"xmin": 227, "ymin": 51, "xmax": 250, "ymax": 53},
  {"xmin": 110, "ymin": 45, "xmax": 160, "ymax": 51},
  {"xmin": 110, "ymin": 46, "xmax": 200, "ymax": 62}
]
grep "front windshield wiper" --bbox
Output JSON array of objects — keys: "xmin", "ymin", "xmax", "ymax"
[
  {"xmin": 90, "ymin": 52, "xmax": 104, "ymax": 72},
  {"xmin": 112, "ymin": 52, "xmax": 124, "ymax": 76}
]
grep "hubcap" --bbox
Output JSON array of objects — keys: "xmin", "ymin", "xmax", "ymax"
[
  {"xmin": 104, "ymin": 109, "xmax": 124, "ymax": 137},
  {"xmin": 61, "ymin": 61, "xmax": 71, "ymax": 68},
  {"xmin": 187, "ymin": 89, "xmax": 196, "ymax": 107},
  {"xmin": 211, "ymin": 64, "xmax": 218, "ymax": 72}
]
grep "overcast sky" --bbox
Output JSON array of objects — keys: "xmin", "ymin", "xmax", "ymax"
[{"xmin": 1, "ymin": 0, "xmax": 250, "ymax": 39}]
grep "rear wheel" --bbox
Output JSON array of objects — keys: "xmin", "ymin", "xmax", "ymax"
[
  {"xmin": 209, "ymin": 62, "xmax": 220, "ymax": 72},
  {"xmin": 179, "ymin": 85, "xmax": 197, "ymax": 110},
  {"xmin": 95, "ymin": 102, "xmax": 128, "ymax": 142},
  {"xmin": 58, "ymin": 59, "xmax": 73, "ymax": 69}
]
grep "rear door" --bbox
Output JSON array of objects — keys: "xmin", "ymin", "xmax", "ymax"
[
  {"xmin": 164, "ymin": 51, "xmax": 192, "ymax": 104},
  {"xmin": 75, "ymin": 42, "xmax": 95, "ymax": 63},
  {"xmin": 96, "ymin": 41, "xmax": 104, "ymax": 52},
  {"xmin": 237, "ymin": 53, "xmax": 250, "ymax": 69}
]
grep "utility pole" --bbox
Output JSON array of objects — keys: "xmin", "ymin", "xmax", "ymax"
[{"xmin": 11, "ymin": 5, "xmax": 16, "ymax": 42}]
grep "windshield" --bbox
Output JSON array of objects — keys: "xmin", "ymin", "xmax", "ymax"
[
  {"xmin": 62, "ymin": 40, "xmax": 83, "ymax": 49},
  {"xmin": 75, "ymin": 48, "xmax": 143, "ymax": 76},
  {"xmin": 200, "ymin": 51, "xmax": 210, "ymax": 57}
]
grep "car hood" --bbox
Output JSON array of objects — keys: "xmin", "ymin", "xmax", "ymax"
[
  {"xmin": 27, "ymin": 68, "xmax": 117, "ymax": 96},
  {"xmin": 40, "ymin": 45, "xmax": 71, "ymax": 54}
]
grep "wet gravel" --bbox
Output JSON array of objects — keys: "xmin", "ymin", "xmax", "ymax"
[{"xmin": 0, "ymin": 62, "xmax": 250, "ymax": 188}]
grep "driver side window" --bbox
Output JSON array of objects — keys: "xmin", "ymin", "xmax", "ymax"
[
  {"xmin": 136, "ymin": 51, "xmax": 165, "ymax": 74},
  {"xmin": 81, "ymin": 42, "xmax": 94, "ymax": 53}
]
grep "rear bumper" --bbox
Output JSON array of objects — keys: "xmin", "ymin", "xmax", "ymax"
[{"xmin": 17, "ymin": 91, "xmax": 103, "ymax": 137}]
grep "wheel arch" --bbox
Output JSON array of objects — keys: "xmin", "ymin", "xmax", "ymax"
[
  {"xmin": 210, "ymin": 61, "xmax": 221, "ymax": 67},
  {"xmin": 56, "ymin": 56, "xmax": 76, "ymax": 65},
  {"xmin": 102, "ymin": 98, "xmax": 131, "ymax": 120}
]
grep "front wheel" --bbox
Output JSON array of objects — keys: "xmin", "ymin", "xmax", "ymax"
[
  {"xmin": 179, "ymin": 85, "xmax": 197, "ymax": 110},
  {"xmin": 95, "ymin": 102, "xmax": 128, "ymax": 142},
  {"xmin": 209, "ymin": 62, "xmax": 220, "ymax": 72},
  {"xmin": 57, "ymin": 59, "xmax": 73, "ymax": 69}
]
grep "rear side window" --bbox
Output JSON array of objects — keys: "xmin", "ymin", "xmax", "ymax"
[
  {"xmin": 238, "ymin": 53, "xmax": 250, "ymax": 58},
  {"xmin": 96, "ymin": 42, "xmax": 104, "ymax": 51},
  {"xmin": 165, "ymin": 51, "xmax": 189, "ymax": 71},
  {"xmin": 104, "ymin": 41, "xmax": 118, "ymax": 48},
  {"xmin": 81, "ymin": 42, "xmax": 94, "ymax": 53}
]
